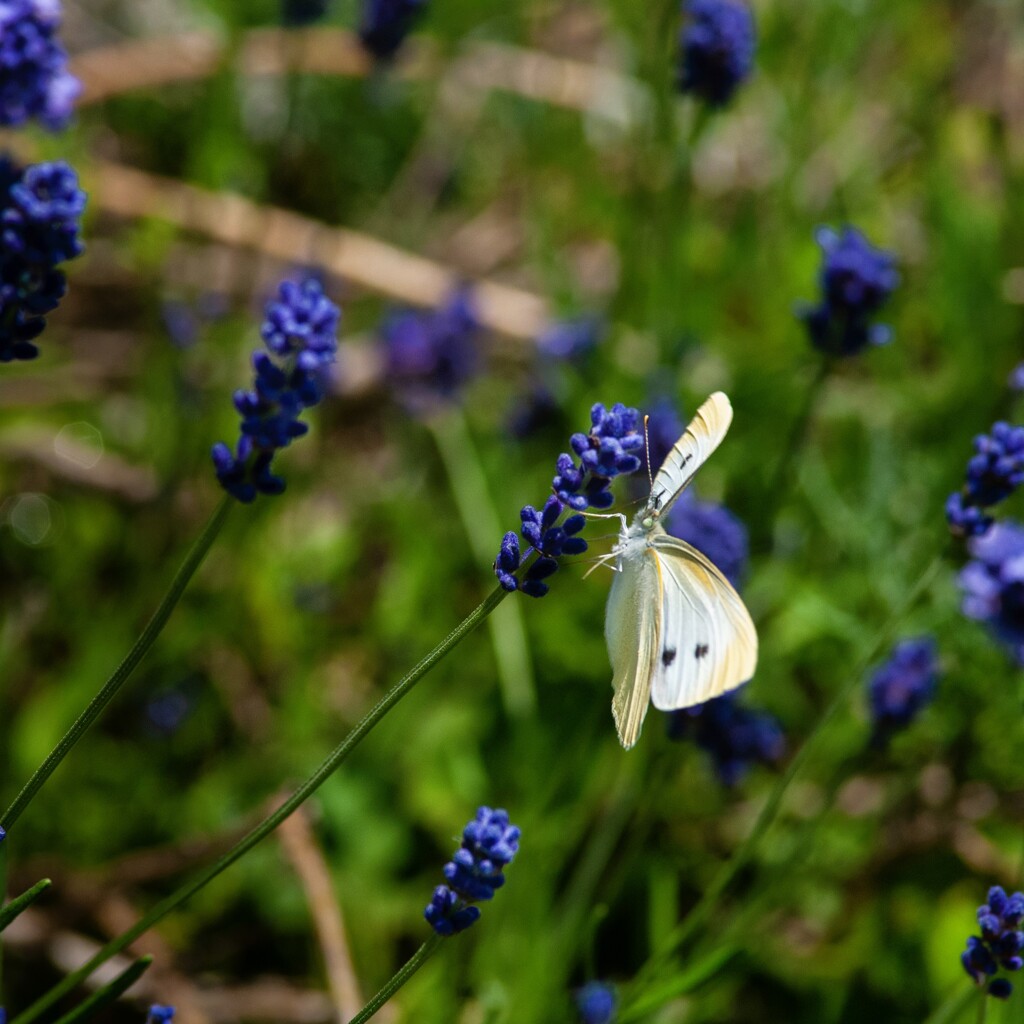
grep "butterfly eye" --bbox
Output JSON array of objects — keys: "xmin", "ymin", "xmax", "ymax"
[{"xmin": 642, "ymin": 515, "xmax": 654, "ymax": 530}]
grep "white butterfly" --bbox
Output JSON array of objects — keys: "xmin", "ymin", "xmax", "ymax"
[{"xmin": 604, "ymin": 392, "xmax": 758, "ymax": 749}]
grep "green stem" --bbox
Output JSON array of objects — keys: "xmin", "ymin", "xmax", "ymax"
[
  {"xmin": 429, "ymin": 409, "xmax": 536, "ymax": 717},
  {"xmin": 626, "ymin": 551, "xmax": 945, "ymax": 994},
  {"xmin": 975, "ymin": 988, "xmax": 988, "ymax": 1024},
  {"xmin": 346, "ymin": 934, "xmax": 444, "ymax": 1024},
  {"xmin": 752, "ymin": 358, "xmax": 831, "ymax": 553},
  {"xmin": 1, "ymin": 497, "xmax": 234, "ymax": 833},
  {"xmin": 0, "ymin": 878, "xmax": 51, "ymax": 932},
  {"xmin": 0, "ymin": 836, "xmax": 7, "ymax": 1001},
  {"xmin": 923, "ymin": 983, "xmax": 981, "ymax": 1024},
  {"xmin": 49, "ymin": 957, "xmax": 153, "ymax": 1024},
  {"xmin": 12, "ymin": 586, "xmax": 508, "ymax": 1024}
]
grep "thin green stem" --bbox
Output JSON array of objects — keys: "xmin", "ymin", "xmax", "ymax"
[
  {"xmin": 625, "ymin": 551, "xmax": 946, "ymax": 997},
  {"xmin": 346, "ymin": 934, "xmax": 444, "ymax": 1024},
  {"xmin": 1, "ymin": 497, "xmax": 234, "ymax": 832},
  {"xmin": 49, "ymin": 957, "xmax": 152, "ymax": 1024},
  {"xmin": 0, "ymin": 878, "xmax": 51, "ymax": 932},
  {"xmin": 976, "ymin": 988, "xmax": 988, "ymax": 1024},
  {"xmin": 12, "ymin": 586, "xmax": 507, "ymax": 1024},
  {"xmin": 0, "ymin": 837, "xmax": 7, "ymax": 1001},
  {"xmin": 924, "ymin": 982, "xmax": 983, "ymax": 1024},
  {"xmin": 752, "ymin": 358, "xmax": 831, "ymax": 553},
  {"xmin": 429, "ymin": 409, "xmax": 536, "ymax": 717}
]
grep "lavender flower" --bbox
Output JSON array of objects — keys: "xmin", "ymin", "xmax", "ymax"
[
  {"xmin": 958, "ymin": 521, "xmax": 1024, "ymax": 664},
  {"xmin": 947, "ymin": 422, "xmax": 1024, "ymax": 538},
  {"xmin": 867, "ymin": 637, "xmax": 938, "ymax": 746},
  {"xmin": 798, "ymin": 227, "xmax": 898, "ymax": 357},
  {"xmin": 666, "ymin": 489, "xmax": 748, "ymax": 589},
  {"xmin": 644, "ymin": 399, "xmax": 685, "ymax": 475},
  {"xmin": 495, "ymin": 403, "xmax": 643, "ymax": 597},
  {"xmin": 146, "ymin": 1008, "xmax": 176, "ymax": 1024},
  {"xmin": 0, "ymin": 156, "xmax": 86, "ymax": 362},
  {"xmin": 1009, "ymin": 363, "xmax": 1024, "ymax": 393},
  {"xmin": 667, "ymin": 686, "xmax": 784, "ymax": 785},
  {"xmin": 678, "ymin": 0, "xmax": 756, "ymax": 107},
  {"xmin": 962, "ymin": 886, "xmax": 1024, "ymax": 999},
  {"xmin": 0, "ymin": 0, "xmax": 79, "ymax": 130},
  {"xmin": 281, "ymin": 0, "xmax": 330, "ymax": 25},
  {"xmin": 424, "ymin": 807, "xmax": 521, "ymax": 936},
  {"xmin": 382, "ymin": 285, "xmax": 480, "ymax": 412},
  {"xmin": 211, "ymin": 277, "xmax": 340, "ymax": 502},
  {"xmin": 359, "ymin": 0, "xmax": 428, "ymax": 61},
  {"xmin": 575, "ymin": 982, "xmax": 617, "ymax": 1024},
  {"xmin": 537, "ymin": 316, "xmax": 603, "ymax": 363}
]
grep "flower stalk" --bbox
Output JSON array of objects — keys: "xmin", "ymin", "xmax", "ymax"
[
  {"xmin": 12, "ymin": 584, "xmax": 508, "ymax": 1024},
  {"xmin": 0, "ymin": 496, "xmax": 233, "ymax": 833}
]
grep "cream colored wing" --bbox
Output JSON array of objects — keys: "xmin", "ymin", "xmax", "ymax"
[
  {"xmin": 649, "ymin": 392, "xmax": 733, "ymax": 518},
  {"xmin": 605, "ymin": 546, "xmax": 661, "ymax": 749},
  {"xmin": 648, "ymin": 532, "xmax": 757, "ymax": 710}
]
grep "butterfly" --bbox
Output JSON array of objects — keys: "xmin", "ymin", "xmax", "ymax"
[{"xmin": 604, "ymin": 392, "xmax": 758, "ymax": 749}]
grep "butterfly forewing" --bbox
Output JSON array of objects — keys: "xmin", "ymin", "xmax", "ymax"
[
  {"xmin": 605, "ymin": 545, "xmax": 661, "ymax": 749},
  {"xmin": 649, "ymin": 392, "xmax": 734, "ymax": 518},
  {"xmin": 648, "ymin": 533, "xmax": 757, "ymax": 710}
]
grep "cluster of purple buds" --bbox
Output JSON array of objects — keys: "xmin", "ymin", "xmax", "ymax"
[
  {"xmin": 667, "ymin": 490, "xmax": 748, "ymax": 590},
  {"xmin": 962, "ymin": 886, "xmax": 1024, "ymax": 999},
  {"xmin": 0, "ymin": 157, "xmax": 86, "ymax": 362},
  {"xmin": 495, "ymin": 403, "xmax": 643, "ymax": 598},
  {"xmin": 667, "ymin": 687, "xmax": 784, "ymax": 786},
  {"xmin": 678, "ymin": 0, "xmax": 756, "ymax": 107},
  {"xmin": 211, "ymin": 277, "xmax": 339, "ymax": 502},
  {"xmin": 146, "ymin": 1007, "xmax": 176, "ymax": 1024},
  {"xmin": 424, "ymin": 807, "xmax": 520, "ymax": 937},
  {"xmin": 958, "ymin": 521, "xmax": 1024, "ymax": 666},
  {"xmin": 381, "ymin": 285, "xmax": 480, "ymax": 412},
  {"xmin": 798, "ymin": 226, "xmax": 898, "ymax": 358},
  {"xmin": 947, "ymin": 422, "xmax": 1024, "ymax": 539},
  {"xmin": 0, "ymin": 0, "xmax": 80, "ymax": 130},
  {"xmin": 359, "ymin": 0, "xmax": 428, "ymax": 61},
  {"xmin": 574, "ymin": 982, "xmax": 617, "ymax": 1024},
  {"xmin": 867, "ymin": 637, "xmax": 939, "ymax": 747}
]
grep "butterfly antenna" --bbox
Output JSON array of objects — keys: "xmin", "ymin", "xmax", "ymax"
[{"xmin": 644, "ymin": 414, "xmax": 654, "ymax": 489}]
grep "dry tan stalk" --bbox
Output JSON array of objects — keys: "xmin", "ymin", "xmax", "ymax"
[{"xmin": 87, "ymin": 157, "xmax": 549, "ymax": 338}]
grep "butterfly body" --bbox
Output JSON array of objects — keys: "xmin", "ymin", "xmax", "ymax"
[{"xmin": 605, "ymin": 393, "xmax": 758, "ymax": 749}]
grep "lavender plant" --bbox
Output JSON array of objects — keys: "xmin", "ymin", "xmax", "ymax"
[
  {"xmin": 677, "ymin": 0, "xmax": 756, "ymax": 107},
  {"xmin": 358, "ymin": 0, "xmax": 428, "ymax": 61},
  {"xmin": 0, "ymin": 156, "xmax": 85, "ymax": 361},
  {"xmin": 0, "ymin": 0, "xmax": 79, "ymax": 129}
]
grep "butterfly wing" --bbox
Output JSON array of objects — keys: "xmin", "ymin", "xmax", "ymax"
[
  {"xmin": 605, "ymin": 542, "xmax": 661, "ymax": 749},
  {"xmin": 649, "ymin": 392, "xmax": 734, "ymax": 518},
  {"xmin": 648, "ymin": 532, "xmax": 757, "ymax": 710}
]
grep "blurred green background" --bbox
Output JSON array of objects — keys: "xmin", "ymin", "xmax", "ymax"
[{"xmin": 2, "ymin": 0, "xmax": 1024, "ymax": 1020}]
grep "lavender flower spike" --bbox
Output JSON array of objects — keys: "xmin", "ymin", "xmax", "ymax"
[
  {"xmin": 0, "ymin": 0, "xmax": 80, "ymax": 129},
  {"xmin": 494, "ymin": 401, "xmax": 643, "ymax": 598},
  {"xmin": 425, "ymin": 807, "xmax": 521, "ymax": 936},
  {"xmin": 678, "ymin": 0, "xmax": 756, "ymax": 107},
  {"xmin": 962, "ymin": 885, "xmax": 1024, "ymax": 999},
  {"xmin": 798, "ymin": 226, "xmax": 898, "ymax": 358},
  {"xmin": 0, "ymin": 156, "xmax": 86, "ymax": 362},
  {"xmin": 212, "ymin": 276, "xmax": 340, "ymax": 502}
]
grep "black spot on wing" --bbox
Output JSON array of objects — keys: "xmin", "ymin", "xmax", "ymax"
[
  {"xmin": 662, "ymin": 647, "xmax": 677, "ymax": 666},
  {"xmin": 694, "ymin": 643, "xmax": 709, "ymax": 660}
]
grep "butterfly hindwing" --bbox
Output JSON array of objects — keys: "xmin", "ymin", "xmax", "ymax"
[
  {"xmin": 648, "ymin": 532, "xmax": 757, "ymax": 711},
  {"xmin": 605, "ymin": 545, "xmax": 661, "ymax": 749},
  {"xmin": 649, "ymin": 392, "xmax": 734, "ymax": 518}
]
